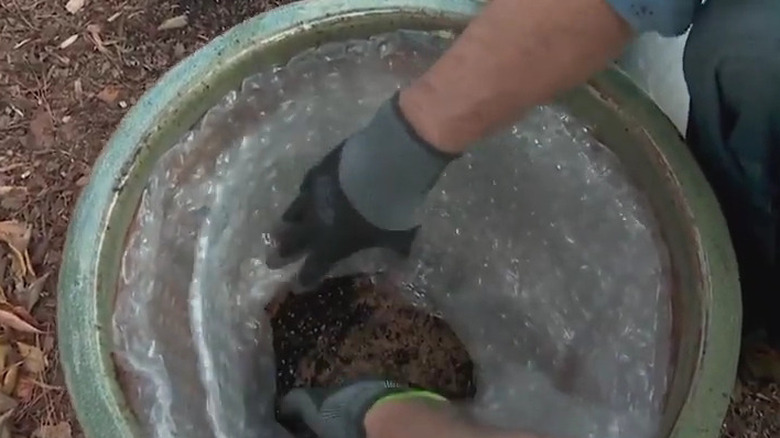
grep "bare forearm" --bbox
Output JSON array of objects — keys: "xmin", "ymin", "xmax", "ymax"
[
  {"xmin": 365, "ymin": 400, "xmax": 542, "ymax": 438},
  {"xmin": 400, "ymin": 0, "xmax": 632, "ymax": 153}
]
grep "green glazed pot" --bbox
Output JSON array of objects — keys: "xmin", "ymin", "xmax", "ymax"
[{"xmin": 58, "ymin": 1, "xmax": 741, "ymax": 437}]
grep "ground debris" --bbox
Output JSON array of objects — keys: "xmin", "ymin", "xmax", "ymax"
[
  {"xmin": 23, "ymin": 273, "xmax": 49, "ymax": 312},
  {"xmin": 0, "ymin": 345, "xmax": 9, "ymax": 371},
  {"xmin": 96, "ymin": 86, "xmax": 121, "ymax": 104},
  {"xmin": 722, "ymin": 377, "xmax": 780, "ymax": 438},
  {"xmin": 28, "ymin": 110, "xmax": 55, "ymax": 150},
  {"xmin": 64, "ymin": 0, "xmax": 85, "ymax": 14},
  {"xmin": 158, "ymin": 15, "xmax": 188, "ymax": 31},
  {"xmin": 0, "ymin": 393, "xmax": 17, "ymax": 415},
  {"xmin": 0, "ymin": 303, "xmax": 40, "ymax": 334},
  {"xmin": 0, "ymin": 187, "xmax": 26, "ymax": 211},
  {"xmin": 58, "ymin": 35, "xmax": 79, "ymax": 50},
  {"xmin": 13, "ymin": 376, "xmax": 34, "ymax": 403},
  {"xmin": 17, "ymin": 343, "xmax": 46, "ymax": 374},
  {"xmin": 742, "ymin": 339, "xmax": 780, "ymax": 382},
  {"xmin": 0, "ymin": 410, "xmax": 12, "ymax": 438},
  {"xmin": 0, "ymin": 221, "xmax": 32, "ymax": 280},
  {"xmin": 33, "ymin": 421, "xmax": 72, "ymax": 438},
  {"xmin": 2, "ymin": 365, "xmax": 19, "ymax": 396}
]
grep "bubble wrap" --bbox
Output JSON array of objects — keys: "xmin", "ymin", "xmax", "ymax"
[{"xmin": 115, "ymin": 30, "xmax": 671, "ymax": 438}]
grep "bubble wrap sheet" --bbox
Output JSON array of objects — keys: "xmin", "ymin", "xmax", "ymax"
[{"xmin": 115, "ymin": 31, "xmax": 672, "ymax": 438}]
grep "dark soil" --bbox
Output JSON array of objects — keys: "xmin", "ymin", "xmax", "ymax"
[
  {"xmin": 268, "ymin": 275, "xmax": 475, "ymax": 437},
  {"xmin": 268, "ymin": 274, "xmax": 476, "ymax": 400}
]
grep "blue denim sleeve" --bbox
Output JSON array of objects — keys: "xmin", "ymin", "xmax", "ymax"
[{"xmin": 605, "ymin": 0, "xmax": 700, "ymax": 36}]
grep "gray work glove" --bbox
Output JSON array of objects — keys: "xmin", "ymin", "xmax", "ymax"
[
  {"xmin": 278, "ymin": 381, "xmax": 447, "ymax": 438},
  {"xmin": 268, "ymin": 92, "xmax": 459, "ymax": 289}
]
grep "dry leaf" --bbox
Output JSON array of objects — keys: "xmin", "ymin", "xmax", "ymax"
[
  {"xmin": 0, "ymin": 408, "xmax": 11, "ymax": 438},
  {"xmin": 24, "ymin": 250, "xmax": 34, "ymax": 277},
  {"xmin": 17, "ymin": 343, "xmax": 46, "ymax": 374},
  {"xmin": 33, "ymin": 421, "xmax": 72, "ymax": 438},
  {"xmin": 43, "ymin": 334, "xmax": 55, "ymax": 353},
  {"xmin": 0, "ymin": 221, "xmax": 31, "ymax": 278},
  {"xmin": 59, "ymin": 34, "xmax": 79, "ymax": 49},
  {"xmin": 65, "ymin": 0, "xmax": 85, "ymax": 14},
  {"xmin": 0, "ymin": 306, "xmax": 41, "ymax": 333},
  {"xmin": 1, "ymin": 364, "xmax": 18, "ymax": 395},
  {"xmin": 0, "ymin": 221, "xmax": 30, "ymax": 252},
  {"xmin": 157, "ymin": 15, "xmax": 188, "ymax": 31},
  {"xmin": 0, "ymin": 392, "xmax": 16, "ymax": 415},
  {"xmin": 10, "ymin": 305, "xmax": 39, "ymax": 328},
  {"xmin": 74, "ymin": 79, "xmax": 83, "ymax": 95},
  {"xmin": 96, "ymin": 85, "xmax": 120, "ymax": 104},
  {"xmin": 13, "ymin": 376, "xmax": 34, "ymax": 402},
  {"xmin": 24, "ymin": 272, "xmax": 49, "ymax": 311},
  {"xmin": 75, "ymin": 175, "xmax": 89, "ymax": 187},
  {"xmin": 5, "ymin": 244, "xmax": 25, "ymax": 279},
  {"xmin": 0, "ymin": 344, "xmax": 9, "ymax": 370},
  {"xmin": 86, "ymin": 24, "xmax": 107, "ymax": 54}
]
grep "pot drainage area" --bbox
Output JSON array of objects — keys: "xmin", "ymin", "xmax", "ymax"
[{"xmin": 113, "ymin": 30, "xmax": 671, "ymax": 438}]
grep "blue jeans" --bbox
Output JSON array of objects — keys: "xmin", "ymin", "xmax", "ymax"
[{"xmin": 684, "ymin": 0, "xmax": 780, "ymax": 336}]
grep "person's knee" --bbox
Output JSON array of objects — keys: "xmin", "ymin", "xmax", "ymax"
[
  {"xmin": 684, "ymin": 0, "xmax": 780, "ymax": 339},
  {"xmin": 683, "ymin": 0, "xmax": 780, "ymax": 143},
  {"xmin": 684, "ymin": 0, "xmax": 780, "ymax": 89},
  {"xmin": 682, "ymin": 0, "xmax": 780, "ymax": 262}
]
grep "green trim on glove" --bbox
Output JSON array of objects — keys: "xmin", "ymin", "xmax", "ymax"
[{"xmin": 372, "ymin": 389, "xmax": 448, "ymax": 408}]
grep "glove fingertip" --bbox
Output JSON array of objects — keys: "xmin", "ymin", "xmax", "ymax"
[
  {"xmin": 267, "ymin": 224, "xmax": 314, "ymax": 268},
  {"xmin": 297, "ymin": 235, "xmax": 354, "ymax": 290},
  {"xmin": 282, "ymin": 194, "xmax": 310, "ymax": 223},
  {"xmin": 278, "ymin": 388, "xmax": 306, "ymax": 417},
  {"xmin": 278, "ymin": 388, "xmax": 328, "ymax": 436},
  {"xmin": 295, "ymin": 257, "xmax": 332, "ymax": 292},
  {"xmin": 386, "ymin": 227, "xmax": 418, "ymax": 257}
]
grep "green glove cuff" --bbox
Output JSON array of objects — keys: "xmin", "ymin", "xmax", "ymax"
[{"xmin": 371, "ymin": 389, "xmax": 449, "ymax": 409}]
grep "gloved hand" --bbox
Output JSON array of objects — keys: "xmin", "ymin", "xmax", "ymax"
[
  {"xmin": 278, "ymin": 380, "xmax": 447, "ymax": 438},
  {"xmin": 268, "ymin": 92, "xmax": 459, "ymax": 289}
]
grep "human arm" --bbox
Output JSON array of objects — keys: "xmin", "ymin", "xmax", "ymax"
[
  {"xmin": 269, "ymin": 0, "xmax": 634, "ymax": 287},
  {"xmin": 400, "ymin": 0, "xmax": 632, "ymax": 153},
  {"xmin": 365, "ymin": 397, "xmax": 541, "ymax": 438}
]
